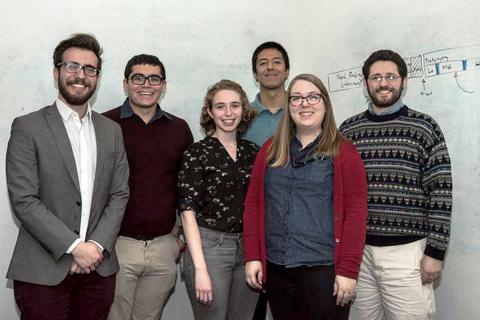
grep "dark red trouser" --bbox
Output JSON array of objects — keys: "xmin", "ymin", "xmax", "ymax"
[{"xmin": 14, "ymin": 272, "xmax": 115, "ymax": 320}]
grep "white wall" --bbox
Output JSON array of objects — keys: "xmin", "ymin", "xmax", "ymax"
[{"xmin": 1, "ymin": 0, "xmax": 479, "ymax": 319}]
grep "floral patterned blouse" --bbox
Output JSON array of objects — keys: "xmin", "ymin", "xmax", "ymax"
[{"xmin": 178, "ymin": 137, "xmax": 259, "ymax": 233}]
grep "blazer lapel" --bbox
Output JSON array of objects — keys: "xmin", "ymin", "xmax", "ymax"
[
  {"xmin": 45, "ymin": 104, "xmax": 81, "ymax": 193},
  {"xmin": 92, "ymin": 112, "xmax": 106, "ymax": 200}
]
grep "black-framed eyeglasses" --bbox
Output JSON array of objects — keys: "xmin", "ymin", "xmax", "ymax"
[
  {"xmin": 57, "ymin": 61, "xmax": 100, "ymax": 77},
  {"xmin": 368, "ymin": 73, "xmax": 400, "ymax": 83},
  {"xmin": 289, "ymin": 94, "xmax": 322, "ymax": 107},
  {"xmin": 128, "ymin": 74, "xmax": 164, "ymax": 86}
]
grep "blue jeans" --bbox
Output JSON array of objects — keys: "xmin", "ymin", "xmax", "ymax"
[{"xmin": 183, "ymin": 227, "xmax": 259, "ymax": 320}]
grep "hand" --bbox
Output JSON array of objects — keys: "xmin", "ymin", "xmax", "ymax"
[
  {"xmin": 71, "ymin": 242, "xmax": 103, "ymax": 274},
  {"xmin": 421, "ymin": 255, "xmax": 443, "ymax": 284},
  {"xmin": 195, "ymin": 268, "xmax": 213, "ymax": 306},
  {"xmin": 333, "ymin": 275, "xmax": 356, "ymax": 307},
  {"xmin": 69, "ymin": 261, "xmax": 87, "ymax": 275},
  {"xmin": 245, "ymin": 261, "xmax": 263, "ymax": 291},
  {"xmin": 174, "ymin": 236, "xmax": 186, "ymax": 258},
  {"xmin": 170, "ymin": 225, "xmax": 182, "ymax": 238}
]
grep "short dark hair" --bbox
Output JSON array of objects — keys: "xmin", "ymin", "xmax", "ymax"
[
  {"xmin": 200, "ymin": 79, "xmax": 256, "ymax": 137},
  {"xmin": 53, "ymin": 33, "xmax": 102, "ymax": 70},
  {"xmin": 124, "ymin": 54, "xmax": 166, "ymax": 80},
  {"xmin": 362, "ymin": 49, "xmax": 407, "ymax": 80},
  {"xmin": 252, "ymin": 41, "xmax": 290, "ymax": 74}
]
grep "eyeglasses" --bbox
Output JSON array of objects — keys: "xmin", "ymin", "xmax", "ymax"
[
  {"xmin": 289, "ymin": 94, "xmax": 322, "ymax": 107},
  {"xmin": 57, "ymin": 61, "xmax": 100, "ymax": 77},
  {"xmin": 129, "ymin": 74, "xmax": 164, "ymax": 86},
  {"xmin": 368, "ymin": 73, "xmax": 401, "ymax": 83}
]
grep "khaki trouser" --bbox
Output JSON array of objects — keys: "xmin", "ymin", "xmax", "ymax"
[
  {"xmin": 349, "ymin": 239, "xmax": 436, "ymax": 320},
  {"xmin": 108, "ymin": 234, "xmax": 178, "ymax": 320}
]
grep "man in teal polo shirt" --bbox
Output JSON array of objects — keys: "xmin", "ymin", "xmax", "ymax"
[
  {"xmin": 243, "ymin": 41, "xmax": 290, "ymax": 320},
  {"xmin": 243, "ymin": 41, "xmax": 290, "ymax": 147}
]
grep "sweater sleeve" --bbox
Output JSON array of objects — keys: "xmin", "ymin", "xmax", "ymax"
[
  {"xmin": 422, "ymin": 123, "xmax": 452, "ymax": 261},
  {"xmin": 336, "ymin": 141, "xmax": 368, "ymax": 279},
  {"xmin": 243, "ymin": 142, "xmax": 269, "ymax": 262}
]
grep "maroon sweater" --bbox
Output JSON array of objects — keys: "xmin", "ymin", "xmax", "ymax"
[
  {"xmin": 243, "ymin": 139, "xmax": 368, "ymax": 281},
  {"xmin": 103, "ymin": 100, "xmax": 193, "ymax": 238}
]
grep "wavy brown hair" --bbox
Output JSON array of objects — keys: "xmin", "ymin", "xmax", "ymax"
[
  {"xmin": 200, "ymin": 79, "xmax": 257, "ymax": 137},
  {"xmin": 53, "ymin": 33, "xmax": 102, "ymax": 70},
  {"xmin": 267, "ymin": 74, "xmax": 344, "ymax": 167}
]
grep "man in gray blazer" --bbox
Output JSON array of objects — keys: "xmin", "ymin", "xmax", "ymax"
[{"xmin": 6, "ymin": 33, "xmax": 129, "ymax": 320}]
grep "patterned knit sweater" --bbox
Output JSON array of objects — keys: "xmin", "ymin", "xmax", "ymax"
[{"xmin": 339, "ymin": 105, "xmax": 452, "ymax": 260}]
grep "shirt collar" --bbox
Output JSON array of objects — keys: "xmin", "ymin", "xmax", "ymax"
[
  {"xmin": 56, "ymin": 98, "xmax": 92, "ymax": 122},
  {"xmin": 120, "ymin": 98, "xmax": 172, "ymax": 122},
  {"xmin": 251, "ymin": 93, "xmax": 284, "ymax": 115},
  {"xmin": 290, "ymin": 134, "xmax": 324, "ymax": 168},
  {"xmin": 368, "ymin": 98, "xmax": 404, "ymax": 116}
]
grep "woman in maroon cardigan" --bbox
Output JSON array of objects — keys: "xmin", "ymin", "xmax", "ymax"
[{"xmin": 243, "ymin": 74, "xmax": 368, "ymax": 320}]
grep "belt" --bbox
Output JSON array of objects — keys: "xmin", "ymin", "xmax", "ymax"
[{"xmin": 127, "ymin": 235, "xmax": 156, "ymax": 241}]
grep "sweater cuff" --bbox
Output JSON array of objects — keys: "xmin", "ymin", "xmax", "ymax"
[
  {"xmin": 424, "ymin": 244, "xmax": 446, "ymax": 261},
  {"xmin": 243, "ymin": 236, "xmax": 260, "ymax": 262}
]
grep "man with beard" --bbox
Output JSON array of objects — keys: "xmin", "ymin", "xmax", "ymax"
[
  {"xmin": 6, "ymin": 33, "xmax": 129, "ymax": 320},
  {"xmin": 340, "ymin": 50, "xmax": 452, "ymax": 320},
  {"xmin": 103, "ymin": 54, "xmax": 193, "ymax": 320},
  {"xmin": 243, "ymin": 41, "xmax": 290, "ymax": 147}
]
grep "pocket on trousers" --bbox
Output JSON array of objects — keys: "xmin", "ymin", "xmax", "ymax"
[{"xmin": 200, "ymin": 231, "xmax": 222, "ymax": 249}]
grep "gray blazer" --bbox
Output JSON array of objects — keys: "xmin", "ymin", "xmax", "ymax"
[{"xmin": 6, "ymin": 103, "xmax": 129, "ymax": 286}]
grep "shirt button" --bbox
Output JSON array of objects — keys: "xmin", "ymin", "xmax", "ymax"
[{"xmin": 335, "ymin": 238, "xmax": 340, "ymax": 243}]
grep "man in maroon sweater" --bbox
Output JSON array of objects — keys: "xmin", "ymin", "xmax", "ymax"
[{"xmin": 103, "ymin": 54, "xmax": 193, "ymax": 320}]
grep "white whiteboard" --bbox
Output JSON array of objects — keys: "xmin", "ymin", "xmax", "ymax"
[{"xmin": 1, "ymin": 1, "xmax": 479, "ymax": 319}]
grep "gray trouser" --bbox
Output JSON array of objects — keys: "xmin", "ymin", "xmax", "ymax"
[{"xmin": 183, "ymin": 227, "xmax": 259, "ymax": 320}]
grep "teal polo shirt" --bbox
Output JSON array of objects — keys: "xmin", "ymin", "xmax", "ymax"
[{"xmin": 243, "ymin": 93, "xmax": 284, "ymax": 147}]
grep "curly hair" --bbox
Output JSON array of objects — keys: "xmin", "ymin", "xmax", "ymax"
[{"xmin": 200, "ymin": 79, "xmax": 257, "ymax": 137}]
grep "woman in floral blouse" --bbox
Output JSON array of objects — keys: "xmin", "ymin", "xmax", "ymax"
[{"xmin": 178, "ymin": 79, "xmax": 259, "ymax": 320}]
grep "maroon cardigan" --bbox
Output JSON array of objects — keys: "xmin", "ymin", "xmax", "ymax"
[{"xmin": 243, "ymin": 139, "xmax": 368, "ymax": 281}]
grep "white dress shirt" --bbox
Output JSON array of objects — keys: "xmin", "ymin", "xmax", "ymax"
[{"xmin": 56, "ymin": 99, "xmax": 99, "ymax": 253}]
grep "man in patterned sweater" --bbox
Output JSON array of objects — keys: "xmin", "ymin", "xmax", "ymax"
[{"xmin": 340, "ymin": 50, "xmax": 452, "ymax": 320}]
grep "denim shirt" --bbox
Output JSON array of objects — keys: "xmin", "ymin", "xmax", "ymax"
[{"xmin": 265, "ymin": 136, "xmax": 335, "ymax": 267}]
